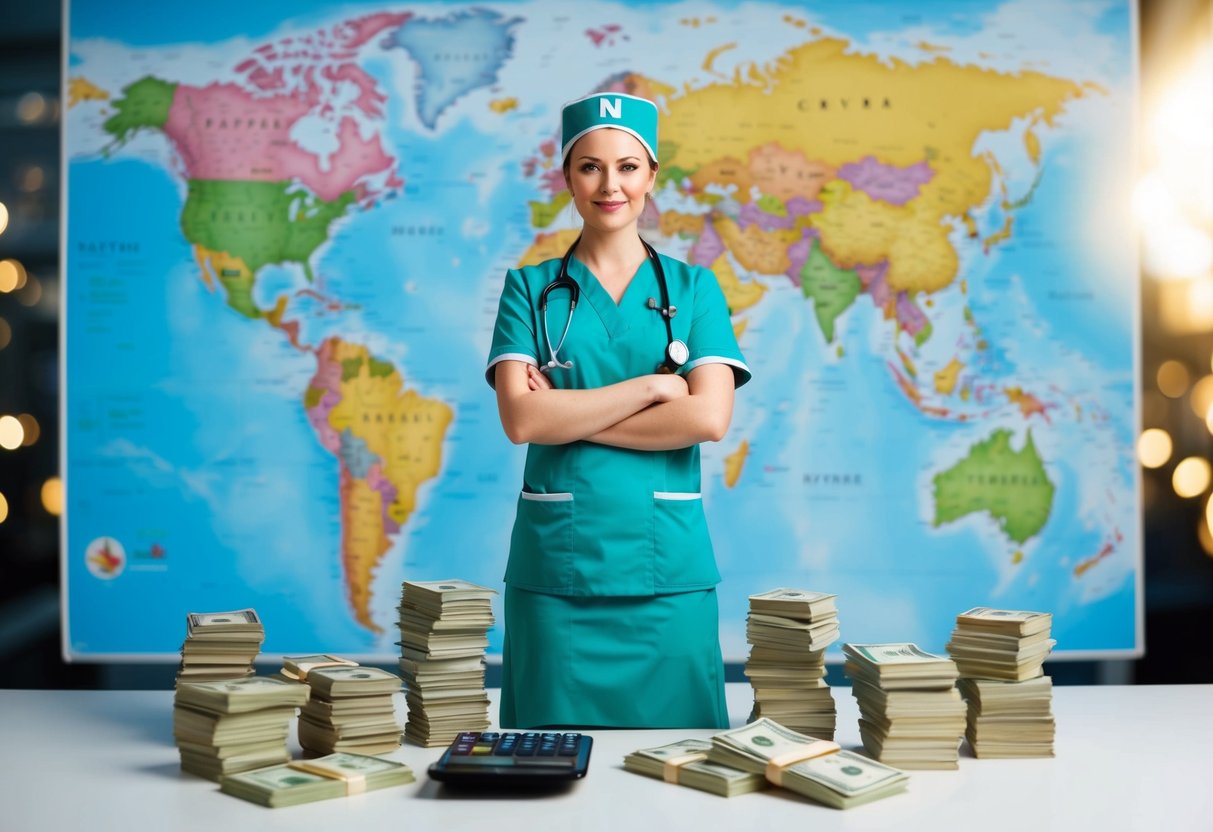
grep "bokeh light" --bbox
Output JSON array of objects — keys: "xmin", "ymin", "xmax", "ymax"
[
  {"xmin": 17, "ymin": 275, "xmax": 41, "ymax": 307},
  {"xmin": 40, "ymin": 477, "xmax": 62, "ymax": 517},
  {"xmin": 0, "ymin": 318, "xmax": 10, "ymax": 350},
  {"xmin": 0, "ymin": 492, "xmax": 7, "ymax": 525},
  {"xmin": 1173, "ymin": 456, "xmax": 1212, "ymax": 498},
  {"xmin": 1157, "ymin": 359, "xmax": 1191, "ymax": 398},
  {"xmin": 18, "ymin": 165, "xmax": 44, "ymax": 193},
  {"xmin": 0, "ymin": 201, "xmax": 8, "ymax": 235},
  {"xmin": 1199, "ymin": 515, "xmax": 1213, "ymax": 557},
  {"xmin": 0, "ymin": 260, "xmax": 19, "ymax": 293},
  {"xmin": 0, "ymin": 415, "xmax": 24, "ymax": 451},
  {"xmin": 1192, "ymin": 375, "xmax": 1213, "ymax": 419},
  {"xmin": 1137, "ymin": 428, "xmax": 1173, "ymax": 469},
  {"xmin": 16, "ymin": 92, "xmax": 47, "ymax": 124},
  {"xmin": 17, "ymin": 414, "xmax": 40, "ymax": 446}
]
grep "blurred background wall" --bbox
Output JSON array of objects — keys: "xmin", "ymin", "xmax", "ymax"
[{"xmin": 1, "ymin": 1, "xmax": 1211, "ymax": 688}]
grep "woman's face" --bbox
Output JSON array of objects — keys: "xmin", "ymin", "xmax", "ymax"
[{"xmin": 563, "ymin": 128, "xmax": 657, "ymax": 236}]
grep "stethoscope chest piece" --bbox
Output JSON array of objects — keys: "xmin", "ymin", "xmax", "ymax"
[{"xmin": 667, "ymin": 339, "xmax": 689, "ymax": 368}]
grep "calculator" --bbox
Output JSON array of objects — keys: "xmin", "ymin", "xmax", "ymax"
[{"xmin": 427, "ymin": 731, "xmax": 593, "ymax": 787}]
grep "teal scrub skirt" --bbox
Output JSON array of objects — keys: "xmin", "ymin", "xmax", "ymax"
[{"xmin": 499, "ymin": 585, "xmax": 729, "ymax": 729}]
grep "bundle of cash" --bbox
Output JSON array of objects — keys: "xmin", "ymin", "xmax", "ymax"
[
  {"xmin": 707, "ymin": 718, "xmax": 909, "ymax": 809},
  {"xmin": 295, "ymin": 664, "xmax": 403, "ymax": 756},
  {"xmin": 173, "ymin": 677, "xmax": 310, "ymax": 781},
  {"xmin": 744, "ymin": 588, "xmax": 839, "ymax": 739},
  {"xmin": 175, "ymin": 609, "xmax": 264, "ymax": 685},
  {"xmin": 958, "ymin": 675, "xmax": 1056, "ymax": 757},
  {"xmin": 623, "ymin": 738, "xmax": 767, "ymax": 797},
  {"xmin": 945, "ymin": 607, "xmax": 1056, "ymax": 758},
  {"xmin": 219, "ymin": 752, "xmax": 414, "ymax": 808},
  {"xmin": 843, "ymin": 643, "xmax": 966, "ymax": 770},
  {"xmin": 946, "ymin": 607, "xmax": 1055, "ymax": 681},
  {"xmin": 397, "ymin": 579, "xmax": 497, "ymax": 747}
]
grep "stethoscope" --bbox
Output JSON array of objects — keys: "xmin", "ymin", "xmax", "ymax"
[{"xmin": 540, "ymin": 236, "xmax": 689, "ymax": 375}]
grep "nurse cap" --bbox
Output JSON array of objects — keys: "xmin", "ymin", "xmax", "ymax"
[{"xmin": 561, "ymin": 92, "xmax": 659, "ymax": 164}]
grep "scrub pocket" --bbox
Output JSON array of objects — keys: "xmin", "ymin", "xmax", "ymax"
[
  {"xmin": 651, "ymin": 492, "xmax": 721, "ymax": 589},
  {"xmin": 505, "ymin": 491, "xmax": 574, "ymax": 591}
]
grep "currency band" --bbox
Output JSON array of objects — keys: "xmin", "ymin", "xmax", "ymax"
[
  {"xmin": 764, "ymin": 739, "xmax": 841, "ymax": 786},
  {"xmin": 662, "ymin": 752, "xmax": 708, "ymax": 784},
  {"xmin": 285, "ymin": 656, "xmax": 360, "ymax": 681},
  {"xmin": 287, "ymin": 760, "xmax": 368, "ymax": 795}
]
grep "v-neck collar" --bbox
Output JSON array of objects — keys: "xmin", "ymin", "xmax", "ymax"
[{"xmin": 568, "ymin": 254, "xmax": 655, "ymax": 338}]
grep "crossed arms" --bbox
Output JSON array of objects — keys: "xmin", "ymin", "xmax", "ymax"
[{"xmin": 493, "ymin": 361, "xmax": 736, "ymax": 451}]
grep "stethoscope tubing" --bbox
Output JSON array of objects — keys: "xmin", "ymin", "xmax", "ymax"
[{"xmin": 540, "ymin": 236, "xmax": 687, "ymax": 375}]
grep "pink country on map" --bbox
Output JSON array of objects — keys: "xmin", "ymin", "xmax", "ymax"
[{"xmin": 163, "ymin": 85, "xmax": 398, "ymax": 202}]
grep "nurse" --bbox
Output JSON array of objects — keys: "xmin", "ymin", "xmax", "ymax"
[{"xmin": 486, "ymin": 92, "xmax": 750, "ymax": 728}]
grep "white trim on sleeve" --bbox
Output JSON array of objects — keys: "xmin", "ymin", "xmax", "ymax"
[
  {"xmin": 653, "ymin": 491, "xmax": 702, "ymax": 500},
  {"xmin": 485, "ymin": 352, "xmax": 539, "ymax": 388}
]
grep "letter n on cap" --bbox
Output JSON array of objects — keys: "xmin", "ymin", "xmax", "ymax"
[{"xmin": 600, "ymin": 97, "xmax": 622, "ymax": 120}]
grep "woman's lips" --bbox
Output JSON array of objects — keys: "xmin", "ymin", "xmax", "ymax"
[{"xmin": 594, "ymin": 200, "xmax": 627, "ymax": 212}]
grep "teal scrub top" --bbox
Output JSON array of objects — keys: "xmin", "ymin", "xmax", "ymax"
[{"xmin": 486, "ymin": 251, "xmax": 751, "ymax": 597}]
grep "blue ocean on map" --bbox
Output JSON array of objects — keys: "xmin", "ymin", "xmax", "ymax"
[{"xmin": 63, "ymin": 0, "xmax": 1140, "ymax": 662}]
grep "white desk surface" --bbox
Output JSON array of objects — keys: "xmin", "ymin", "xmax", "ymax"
[{"xmin": 1, "ymin": 683, "xmax": 1208, "ymax": 832}]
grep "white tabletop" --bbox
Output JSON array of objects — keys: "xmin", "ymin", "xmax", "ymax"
[{"xmin": 1, "ymin": 683, "xmax": 1208, "ymax": 831}]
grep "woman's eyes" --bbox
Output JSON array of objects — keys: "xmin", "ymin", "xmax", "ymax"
[{"xmin": 578, "ymin": 163, "xmax": 640, "ymax": 173}]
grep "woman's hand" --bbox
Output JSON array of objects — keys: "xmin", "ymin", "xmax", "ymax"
[
  {"xmin": 648, "ymin": 372, "xmax": 689, "ymax": 403},
  {"xmin": 527, "ymin": 365, "xmax": 554, "ymax": 391}
]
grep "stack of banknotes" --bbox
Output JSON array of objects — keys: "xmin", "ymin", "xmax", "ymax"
[
  {"xmin": 219, "ymin": 752, "xmax": 414, "ymax": 808},
  {"xmin": 292, "ymin": 662, "xmax": 404, "ymax": 756},
  {"xmin": 744, "ymin": 588, "xmax": 839, "ymax": 739},
  {"xmin": 624, "ymin": 721, "xmax": 909, "ymax": 808},
  {"xmin": 707, "ymin": 718, "xmax": 909, "ymax": 809},
  {"xmin": 623, "ymin": 738, "xmax": 768, "ymax": 797},
  {"xmin": 175, "ymin": 609, "xmax": 264, "ymax": 685},
  {"xmin": 843, "ymin": 643, "xmax": 966, "ymax": 770},
  {"xmin": 397, "ymin": 579, "xmax": 496, "ymax": 747},
  {"xmin": 947, "ymin": 607, "xmax": 1056, "ymax": 757},
  {"xmin": 173, "ymin": 676, "xmax": 310, "ymax": 781}
]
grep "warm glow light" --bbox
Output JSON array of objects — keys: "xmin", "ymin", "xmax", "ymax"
[
  {"xmin": 0, "ymin": 260, "xmax": 18, "ymax": 293},
  {"xmin": 1205, "ymin": 495, "xmax": 1213, "ymax": 555},
  {"xmin": 16, "ymin": 92, "xmax": 47, "ymax": 124},
  {"xmin": 17, "ymin": 275, "xmax": 41, "ymax": 307},
  {"xmin": 1150, "ymin": 50, "xmax": 1213, "ymax": 227},
  {"xmin": 1173, "ymin": 456, "xmax": 1212, "ymax": 498},
  {"xmin": 0, "ymin": 415, "xmax": 23, "ymax": 451},
  {"xmin": 1199, "ymin": 516, "xmax": 1213, "ymax": 557},
  {"xmin": 1134, "ymin": 174, "xmax": 1178, "ymax": 225},
  {"xmin": 0, "ymin": 201, "xmax": 8, "ymax": 235},
  {"xmin": 1137, "ymin": 428, "xmax": 1173, "ymax": 469},
  {"xmin": 0, "ymin": 492, "xmax": 7, "ymax": 525},
  {"xmin": 1157, "ymin": 360, "xmax": 1191, "ymax": 398},
  {"xmin": 1192, "ymin": 375, "xmax": 1213, "ymax": 420},
  {"xmin": 18, "ymin": 165, "xmax": 44, "ymax": 192},
  {"xmin": 17, "ymin": 414, "xmax": 39, "ymax": 446},
  {"xmin": 1159, "ymin": 279, "xmax": 1213, "ymax": 335},
  {"xmin": 0, "ymin": 318, "xmax": 10, "ymax": 350},
  {"xmin": 1142, "ymin": 221, "xmax": 1213, "ymax": 280},
  {"xmin": 40, "ymin": 477, "xmax": 62, "ymax": 516}
]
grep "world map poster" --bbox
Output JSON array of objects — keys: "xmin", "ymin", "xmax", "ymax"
[{"xmin": 63, "ymin": 0, "xmax": 1140, "ymax": 661}]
